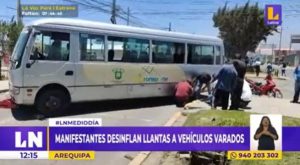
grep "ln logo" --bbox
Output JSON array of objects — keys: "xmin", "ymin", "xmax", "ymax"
[
  {"xmin": 15, "ymin": 131, "xmax": 43, "ymax": 148},
  {"xmin": 265, "ymin": 5, "xmax": 282, "ymax": 25}
]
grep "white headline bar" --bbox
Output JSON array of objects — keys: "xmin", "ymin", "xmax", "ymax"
[
  {"xmin": 0, "ymin": 151, "xmax": 48, "ymax": 159},
  {"xmin": 49, "ymin": 118, "xmax": 102, "ymax": 127}
]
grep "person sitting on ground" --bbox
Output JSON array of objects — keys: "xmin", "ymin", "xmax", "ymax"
[
  {"xmin": 193, "ymin": 72, "xmax": 212, "ymax": 100},
  {"xmin": 174, "ymin": 79, "xmax": 193, "ymax": 107}
]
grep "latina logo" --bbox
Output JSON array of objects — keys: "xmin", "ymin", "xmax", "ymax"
[
  {"xmin": 112, "ymin": 68, "xmax": 125, "ymax": 80},
  {"xmin": 264, "ymin": 4, "xmax": 282, "ymax": 26}
]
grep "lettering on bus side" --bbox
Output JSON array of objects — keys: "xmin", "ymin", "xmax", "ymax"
[
  {"xmin": 143, "ymin": 76, "xmax": 168, "ymax": 83},
  {"xmin": 144, "ymin": 76, "xmax": 159, "ymax": 83},
  {"xmin": 160, "ymin": 77, "xmax": 168, "ymax": 82}
]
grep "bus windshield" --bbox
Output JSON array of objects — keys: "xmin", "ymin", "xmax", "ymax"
[{"xmin": 11, "ymin": 28, "xmax": 31, "ymax": 69}]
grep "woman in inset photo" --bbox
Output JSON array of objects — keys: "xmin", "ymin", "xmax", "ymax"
[{"xmin": 254, "ymin": 116, "xmax": 278, "ymax": 150}]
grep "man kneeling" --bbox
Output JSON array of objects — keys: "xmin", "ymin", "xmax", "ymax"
[{"xmin": 174, "ymin": 80, "xmax": 193, "ymax": 107}]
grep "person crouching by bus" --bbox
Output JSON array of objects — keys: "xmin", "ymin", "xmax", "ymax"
[
  {"xmin": 174, "ymin": 79, "xmax": 193, "ymax": 107},
  {"xmin": 212, "ymin": 65, "xmax": 237, "ymax": 110},
  {"xmin": 193, "ymin": 72, "xmax": 212, "ymax": 100}
]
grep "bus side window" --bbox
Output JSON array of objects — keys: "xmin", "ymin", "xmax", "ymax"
[
  {"xmin": 152, "ymin": 41, "xmax": 173, "ymax": 64},
  {"xmin": 107, "ymin": 36, "xmax": 150, "ymax": 63},
  {"xmin": 152, "ymin": 41, "xmax": 184, "ymax": 64},
  {"xmin": 30, "ymin": 31, "xmax": 70, "ymax": 61},
  {"xmin": 188, "ymin": 44, "xmax": 200, "ymax": 64},
  {"xmin": 126, "ymin": 38, "xmax": 149, "ymax": 63},
  {"xmin": 201, "ymin": 45, "xmax": 214, "ymax": 64},
  {"xmin": 173, "ymin": 43, "xmax": 185, "ymax": 64},
  {"xmin": 187, "ymin": 44, "xmax": 214, "ymax": 65},
  {"xmin": 107, "ymin": 36, "xmax": 124, "ymax": 62},
  {"xmin": 215, "ymin": 46, "xmax": 221, "ymax": 64},
  {"xmin": 80, "ymin": 33, "xmax": 105, "ymax": 61},
  {"xmin": 30, "ymin": 33, "xmax": 43, "ymax": 60}
]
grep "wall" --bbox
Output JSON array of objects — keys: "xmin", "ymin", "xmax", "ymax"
[{"xmin": 283, "ymin": 54, "xmax": 300, "ymax": 66}]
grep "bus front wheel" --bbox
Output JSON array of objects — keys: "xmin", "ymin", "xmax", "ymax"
[{"xmin": 35, "ymin": 89, "xmax": 70, "ymax": 117}]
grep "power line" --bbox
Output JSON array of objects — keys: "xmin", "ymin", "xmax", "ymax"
[{"xmin": 62, "ymin": 0, "xmax": 147, "ymax": 27}]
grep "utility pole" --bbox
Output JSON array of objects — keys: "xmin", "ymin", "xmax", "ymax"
[
  {"xmin": 16, "ymin": 0, "xmax": 22, "ymax": 24},
  {"xmin": 110, "ymin": 0, "xmax": 116, "ymax": 24},
  {"xmin": 168, "ymin": 22, "xmax": 172, "ymax": 31},
  {"xmin": 127, "ymin": 7, "xmax": 130, "ymax": 26},
  {"xmin": 278, "ymin": 27, "xmax": 283, "ymax": 62},
  {"xmin": 271, "ymin": 43, "xmax": 275, "ymax": 63},
  {"xmin": 279, "ymin": 26, "xmax": 283, "ymax": 51},
  {"xmin": 289, "ymin": 35, "xmax": 292, "ymax": 54}
]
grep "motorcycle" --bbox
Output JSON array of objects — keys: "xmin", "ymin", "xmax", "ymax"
[{"xmin": 245, "ymin": 77, "xmax": 283, "ymax": 98}]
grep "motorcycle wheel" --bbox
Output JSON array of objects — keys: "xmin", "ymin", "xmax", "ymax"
[
  {"xmin": 274, "ymin": 90, "xmax": 283, "ymax": 98},
  {"xmin": 267, "ymin": 91, "xmax": 274, "ymax": 97}
]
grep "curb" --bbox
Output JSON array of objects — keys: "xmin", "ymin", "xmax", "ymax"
[
  {"xmin": 128, "ymin": 111, "xmax": 182, "ymax": 165},
  {"xmin": 182, "ymin": 108, "xmax": 209, "ymax": 116}
]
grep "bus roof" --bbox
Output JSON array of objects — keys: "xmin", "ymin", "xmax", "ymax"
[{"xmin": 28, "ymin": 18, "xmax": 222, "ymax": 43}]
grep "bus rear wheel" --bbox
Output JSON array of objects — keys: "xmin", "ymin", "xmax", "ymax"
[{"xmin": 35, "ymin": 89, "xmax": 70, "ymax": 117}]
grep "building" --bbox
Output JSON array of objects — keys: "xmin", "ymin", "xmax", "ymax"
[
  {"xmin": 283, "ymin": 51, "xmax": 300, "ymax": 66},
  {"xmin": 274, "ymin": 49, "xmax": 297, "ymax": 63}
]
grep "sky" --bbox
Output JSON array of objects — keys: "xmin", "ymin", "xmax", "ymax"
[{"xmin": 0, "ymin": 0, "xmax": 300, "ymax": 53}]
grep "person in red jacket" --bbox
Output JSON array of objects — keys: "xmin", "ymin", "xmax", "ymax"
[
  {"xmin": 174, "ymin": 80, "xmax": 193, "ymax": 107},
  {"xmin": 261, "ymin": 75, "xmax": 276, "ymax": 94}
]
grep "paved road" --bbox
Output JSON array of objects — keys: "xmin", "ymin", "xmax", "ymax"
[
  {"xmin": 0, "ymin": 97, "xmax": 180, "ymax": 165},
  {"xmin": 276, "ymin": 68, "xmax": 295, "ymax": 99}
]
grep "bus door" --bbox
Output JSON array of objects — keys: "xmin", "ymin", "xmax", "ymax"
[{"xmin": 23, "ymin": 30, "xmax": 75, "ymax": 93}]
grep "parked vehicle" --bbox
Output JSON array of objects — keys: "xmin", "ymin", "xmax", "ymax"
[
  {"xmin": 245, "ymin": 77, "xmax": 283, "ymax": 98},
  {"xmin": 9, "ymin": 18, "xmax": 225, "ymax": 116}
]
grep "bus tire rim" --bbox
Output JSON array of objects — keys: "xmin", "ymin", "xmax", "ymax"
[{"xmin": 46, "ymin": 96, "xmax": 61, "ymax": 110}]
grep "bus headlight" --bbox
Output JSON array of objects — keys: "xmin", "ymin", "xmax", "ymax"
[{"xmin": 11, "ymin": 87, "xmax": 20, "ymax": 95}]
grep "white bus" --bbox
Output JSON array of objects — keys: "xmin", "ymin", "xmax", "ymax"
[{"xmin": 9, "ymin": 18, "xmax": 224, "ymax": 116}]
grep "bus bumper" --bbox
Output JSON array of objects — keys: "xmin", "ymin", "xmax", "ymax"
[
  {"xmin": 10, "ymin": 86, "xmax": 23, "ymax": 104},
  {"xmin": 9, "ymin": 87, "xmax": 35, "ymax": 105}
]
